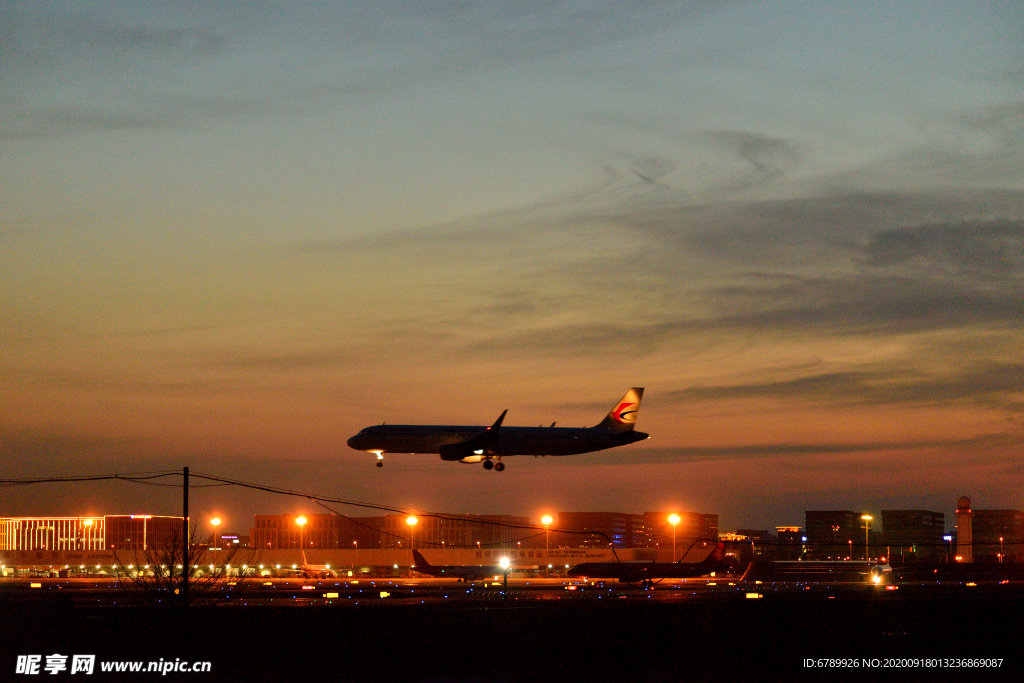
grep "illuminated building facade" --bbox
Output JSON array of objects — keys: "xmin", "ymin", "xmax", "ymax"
[
  {"xmin": 0, "ymin": 515, "xmax": 181, "ymax": 551},
  {"xmin": 775, "ymin": 527, "xmax": 804, "ymax": 561},
  {"xmin": 380, "ymin": 514, "xmax": 529, "ymax": 549},
  {"xmin": 250, "ymin": 513, "xmax": 530, "ymax": 550},
  {"xmin": 644, "ymin": 511, "xmax": 719, "ymax": 548},
  {"xmin": 251, "ymin": 514, "xmax": 384, "ymax": 550},
  {"xmin": 104, "ymin": 515, "xmax": 182, "ymax": 550},
  {"xmin": 804, "ymin": 511, "xmax": 858, "ymax": 560},
  {"xmin": 551, "ymin": 512, "xmax": 646, "ymax": 548},
  {"xmin": 956, "ymin": 496, "xmax": 973, "ymax": 563},
  {"xmin": 972, "ymin": 509, "xmax": 1024, "ymax": 562},
  {"xmin": 729, "ymin": 529, "xmax": 774, "ymax": 562},
  {"xmin": 881, "ymin": 510, "xmax": 945, "ymax": 560},
  {"xmin": 217, "ymin": 533, "xmax": 250, "ymax": 549}
]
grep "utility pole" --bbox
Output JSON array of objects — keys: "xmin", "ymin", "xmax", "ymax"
[{"xmin": 182, "ymin": 466, "xmax": 189, "ymax": 607}]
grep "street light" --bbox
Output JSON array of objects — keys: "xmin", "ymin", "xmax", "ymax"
[
  {"xmin": 210, "ymin": 517, "xmax": 221, "ymax": 550},
  {"xmin": 296, "ymin": 516, "xmax": 307, "ymax": 551},
  {"xmin": 407, "ymin": 515, "xmax": 418, "ymax": 550},
  {"xmin": 861, "ymin": 515, "xmax": 872, "ymax": 562},
  {"xmin": 1000, "ymin": 536, "xmax": 1004, "ymax": 563},
  {"xmin": 500, "ymin": 556, "xmax": 510, "ymax": 590},
  {"xmin": 668, "ymin": 514, "xmax": 681, "ymax": 562},
  {"xmin": 541, "ymin": 515, "xmax": 553, "ymax": 563}
]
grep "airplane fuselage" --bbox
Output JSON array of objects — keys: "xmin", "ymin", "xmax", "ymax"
[
  {"xmin": 347, "ymin": 424, "xmax": 648, "ymax": 458},
  {"xmin": 568, "ymin": 542, "xmax": 729, "ymax": 582},
  {"xmin": 347, "ymin": 387, "xmax": 647, "ymax": 469}
]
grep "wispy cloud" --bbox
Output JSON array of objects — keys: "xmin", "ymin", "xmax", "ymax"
[
  {"xmin": 572, "ymin": 432, "xmax": 1019, "ymax": 465},
  {"xmin": 664, "ymin": 362, "xmax": 1024, "ymax": 410},
  {"xmin": 1, "ymin": 1, "xmax": 748, "ymax": 139}
]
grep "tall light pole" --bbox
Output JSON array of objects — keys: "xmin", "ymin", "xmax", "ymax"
[
  {"xmin": 1000, "ymin": 536, "xmax": 1004, "ymax": 563},
  {"xmin": 861, "ymin": 514, "xmax": 872, "ymax": 562},
  {"xmin": 668, "ymin": 514, "xmax": 681, "ymax": 562},
  {"xmin": 210, "ymin": 517, "xmax": 221, "ymax": 550},
  {"xmin": 296, "ymin": 516, "xmax": 307, "ymax": 552},
  {"xmin": 500, "ymin": 556, "xmax": 510, "ymax": 591},
  {"xmin": 541, "ymin": 515, "xmax": 553, "ymax": 554},
  {"xmin": 407, "ymin": 516, "xmax": 418, "ymax": 550}
]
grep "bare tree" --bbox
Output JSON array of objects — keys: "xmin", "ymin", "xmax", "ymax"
[{"xmin": 113, "ymin": 524, "xmax": 260, "ymax": 607}]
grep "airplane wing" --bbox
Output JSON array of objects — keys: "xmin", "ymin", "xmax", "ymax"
[{"xmin": 439, "ymin": 409, "xmax": 507, "ymax": 461}]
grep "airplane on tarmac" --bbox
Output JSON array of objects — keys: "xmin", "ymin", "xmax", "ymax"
[
  {"xmin": 411, "ymin": 549, "xmax": 511, "ymax": 582},
  {"xmin": 347, "ymin": 388, "xmax": 648, "ymax": 471},
  {"xmin": 567, "ymin": 541, "xmax": 729, "ymax": 588},
  {"xmin": 285, "ymin": 550, "xmax": 337, "ymax": 579}
]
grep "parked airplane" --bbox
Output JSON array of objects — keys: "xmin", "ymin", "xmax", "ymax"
[
  {"xmin": 347, "ymin": 388, "xmax": 647, "ymax": 470},
  {"xmin": 411, "ymin": 549, "xmax": 510, "ymax": 581},
  {"xmin": 285, "ymin": 550, "xmax": 337, "ymax": 579},
  {"xmin": 567, "ymin": 541, "xmax": 728, "ymax": 588}
]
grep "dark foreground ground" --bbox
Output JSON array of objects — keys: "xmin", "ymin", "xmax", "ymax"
[{"xmin": 1, "ymin": 581, "xmax": 1020, "ymax": 682}]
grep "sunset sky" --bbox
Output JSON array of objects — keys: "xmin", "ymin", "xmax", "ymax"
[{"xmin": 3, "ymin": 1, "xmax": 1023, "ymax": 534}]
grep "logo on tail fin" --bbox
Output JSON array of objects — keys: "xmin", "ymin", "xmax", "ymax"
[
  {"xmin": 710, "ymin": 542, "xmax": 726, "ymax": 563},
  {"xmin": 596, "ymin": 388, "xmax": 644, "ymax": 432},
  {"xmin": 612, "ymin": 402, "xmax": 637, "ymax": 424}
]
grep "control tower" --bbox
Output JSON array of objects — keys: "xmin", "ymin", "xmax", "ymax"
[{"xmin": 955, "ymin": 496, "xmax": 973, "ymax": 563}]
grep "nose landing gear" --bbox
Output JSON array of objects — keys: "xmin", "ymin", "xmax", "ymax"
[
  {"xmin": 482, "ymin": 459, "xmax": 505, "ymax": 472},
  {"xmin": 374, "ymin": 451, "xmax": 384, "ymax": 468}
]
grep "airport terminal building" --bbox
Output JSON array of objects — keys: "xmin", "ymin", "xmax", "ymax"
[
  {"xmin": 251, "ymin": 513, "xmax": 530, "ymax": 550},
  {"xmin": 0, "ymin": 515, "xmax": 182, "ymax": 552}
]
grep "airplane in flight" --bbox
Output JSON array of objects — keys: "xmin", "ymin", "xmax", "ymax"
[
  {"xmin": 411, "ymin": 549, "xmax": 511, "ymax": 582},
  {"xmin": 567, "ymin": 541, "xmax": 729, "ymax": 588},
  {"xmin": 347, "ymin": 388, "xmax": 647, "ymax": 470}
]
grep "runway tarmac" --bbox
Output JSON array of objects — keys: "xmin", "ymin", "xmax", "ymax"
[{"xmin": 2, "ymin": 577, "xmax": 1020, "ymax": 681}]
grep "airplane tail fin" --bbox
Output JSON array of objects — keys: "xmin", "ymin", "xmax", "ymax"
[
  {"xmin": 412, "ymin": 549, "xmax": 431, "ymax": 569},
  {"xmin": 708, "ymin": 541, "xmax": 726, "ymax": 564},
  {"xmin": 595, "ymin": 388, "xmax": 644, "ymax": 432}
]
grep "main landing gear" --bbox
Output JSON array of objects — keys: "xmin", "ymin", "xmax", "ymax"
[{"xmin": 482, "ymin": 460, "xmax": 505, "ymax": 472}]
